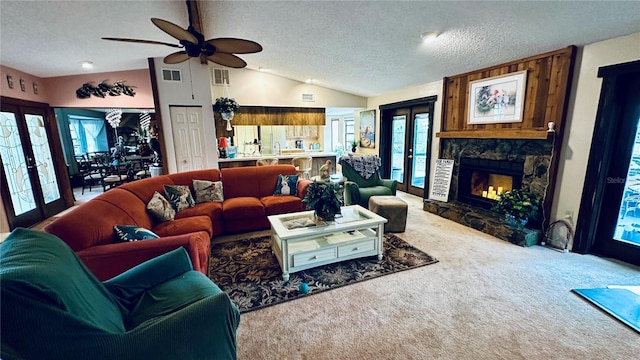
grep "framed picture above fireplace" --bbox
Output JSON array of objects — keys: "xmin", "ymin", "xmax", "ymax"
[{"xmin": 467, "ymin": 70, "xmax": 527, "ymax": 124}]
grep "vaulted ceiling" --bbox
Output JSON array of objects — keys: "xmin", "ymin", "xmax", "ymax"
[{"xmin": 1, "ymin": 1, "xmax": 639, "ymax": 97}]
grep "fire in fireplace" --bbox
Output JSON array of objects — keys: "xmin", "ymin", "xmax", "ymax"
[{"xmin": 458, "ymin": 157, "xmax": 524, "ymax": 209}]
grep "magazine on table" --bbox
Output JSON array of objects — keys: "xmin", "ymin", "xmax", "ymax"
[{"xmin": 282, "ymin": 216, "xmax": 326, "ymax": 230}]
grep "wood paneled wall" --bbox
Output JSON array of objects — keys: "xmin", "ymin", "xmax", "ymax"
[{"xmin": 438, "ymin": 46, "xmax": 576, "ymax": 139}]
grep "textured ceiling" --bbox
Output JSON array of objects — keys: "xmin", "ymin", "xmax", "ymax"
[{"xmin": 1, "ymin": 1, "xmax": 640, "ymax": 97}]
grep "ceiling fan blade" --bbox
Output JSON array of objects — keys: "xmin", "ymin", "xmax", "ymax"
[
  {"xmin": 102, "ymin": 37, "xmax": 183, "ymax": 49},
  {"xmin": 186, "ymin": 0, "xmax": 204, "ymax": 36},
  {"xmin": 151, "ymin": 18, "xmax": 198, "ymax": 44},
  {"xmin": 206, "ymin": 53, "xmax": 247, "ymax": 68},
  {"xmin": 164, "ymin": 51, "xmax": 191, "ymax": 64},
  {"xmin": 206, "ymin": 38, "xmax": 263, "ymax": 54}
]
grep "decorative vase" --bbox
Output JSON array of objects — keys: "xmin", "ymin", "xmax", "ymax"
[
  {"xmin": 221, "ymin": 111, "xmax": 234, "ymax": 131},
  {"xmin": 505, "ymin": 214, "xmax": 528, "ymax": 227},
  {"xmin": 351, "ymin": 146, "xmax": 357, "ymax": 153}
]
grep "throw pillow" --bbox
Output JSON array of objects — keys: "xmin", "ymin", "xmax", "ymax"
[
  {"xmin": 193, "ymin": 179, "xmax": 224, "ymax": 204},
  {"xmin": 274, "ymin": 174, "xmax": 298, "ymax": 196},
  {"xmin": 146, "ymin": 191, "xmax": 176, "ymax": 222},
  {"xmin": 164, "ymin": 184, "xmax": 196, "ymax": 212},
  {"xmin": 114, "ymin": 225, "xmax": 159, "ymax": 242}
]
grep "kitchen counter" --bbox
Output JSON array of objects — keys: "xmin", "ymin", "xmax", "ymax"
[
  {"xmin": 217, "ymin": 152, "xmax": 338, "ymax": 175},
  {"xmin": 217, "ymin": 151, "xmax": 336, "ymax": 162}
]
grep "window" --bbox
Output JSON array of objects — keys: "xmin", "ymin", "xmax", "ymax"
[
  {"xmin": 68, "ymin": 116, "xmax": 109, "ymax": 155},
  {"xmin": 344, "ymin": 117, "xmax": 354, "ymax": 147}
]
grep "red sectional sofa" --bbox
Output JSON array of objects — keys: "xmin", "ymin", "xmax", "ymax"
[{"xmin": 45, "ymin": 165, "xmax": 310, "ymax": 281}]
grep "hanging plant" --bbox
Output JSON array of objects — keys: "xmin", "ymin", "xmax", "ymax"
[{"xmin": 213, "ymin": 97, "xmax": 240, "ymax": 114}]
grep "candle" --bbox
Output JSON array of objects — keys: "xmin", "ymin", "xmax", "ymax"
[
  {"xmin": 488, "ymin": 193, "xmax": 495, "ymax": 199},
  {"xmin": 482, "ymin": 191, "xmax": 488, "ymax": 198},
  {"xmin": 488, "ymin": 186, "xmax": 494, "ymax": 193},
  {"xmin": 498, "ymin": 187, "xmax": 504, "ymax": 195}
]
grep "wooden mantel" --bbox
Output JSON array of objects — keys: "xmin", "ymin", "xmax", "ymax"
[{"xmin": 436, "ymin": 129, "xmax": 551, "ymax": 140}]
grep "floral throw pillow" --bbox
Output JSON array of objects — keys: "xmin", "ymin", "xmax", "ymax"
[
  {"xmin": 193, "ymin": 180, "xmax": 224, "ymax": 204},
  {"xmin": 164, "ymin": 184, "xmax": 196, "ymax": 212},
  {"xmin": 114, "ymin": 225, "xmax": 159, "ymax": 242},
  {"xmin": 274, "ymin": 174, "xmax": 298, "ymax": 196},
  {"xmin": 146, "ymin": 191, "xmax": 176, "ymax": 222}
]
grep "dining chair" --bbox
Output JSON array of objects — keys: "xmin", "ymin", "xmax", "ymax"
[
  {"xmin": 256, "ymin": 157, "xmax": 279, "ymax": 166},
  {"xmin": 291, "ymin": 156, "xmax": 313, "ymax": 179}
]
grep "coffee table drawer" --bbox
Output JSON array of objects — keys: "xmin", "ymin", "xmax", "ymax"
[
  {"xmin": 292, "ymin": 248, "xmax": 337, "ymax": 267},
  {"xmin": 337, "ymin": 239, "xmax": 375, "ymax": 257}
]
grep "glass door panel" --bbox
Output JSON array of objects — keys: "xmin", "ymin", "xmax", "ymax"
[
  {"xmin": 411, "ymin": 113, "xmax": 429, "ymax": 189},
  {"xmin": 26, "ymin": 113, "xmax": 61, "ymax": 204},
  {"xmin": 391, "ymin": 115, "xmax": 406, "ymax": 183},
  {"xmin": 614, "ymin": 116, "xmax": 640, "ymax": 245},
  {"xmin": 0, "ymin": 111, "xmax": 37, "ymax": 215}
]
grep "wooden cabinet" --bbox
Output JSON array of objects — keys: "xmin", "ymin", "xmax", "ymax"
[{"xmin": 232, "ymin": 106, "xmax": 325, "ymax": 126}]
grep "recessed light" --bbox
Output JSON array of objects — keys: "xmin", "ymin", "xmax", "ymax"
[
  {"xmin": 258, "ymin": 67, "xmax": 269, "ymax": 72},
  {"xmin": 80, "ymin": 61, "xmax": 94, "ymax": 69},
  {"xmin": 305, "ymin": 78, "xmax": 313, "ymax": 84},
  {"xmin": 420, "ymin": 32, "xmax": 439, "ymax": 43}
]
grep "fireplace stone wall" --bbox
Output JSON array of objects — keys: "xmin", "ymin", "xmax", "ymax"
[{"xmin": 424, "ymin": 137, "xmax": 554, "ymax": 246}]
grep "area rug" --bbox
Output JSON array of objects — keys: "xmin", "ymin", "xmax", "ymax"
[
  {"xmin": 209, "ymin": 233, "xmax": 438, "ymax": 313},
  {"xmin": 572, "ymin": 286, "xmax": 640, "ymax": 333}
]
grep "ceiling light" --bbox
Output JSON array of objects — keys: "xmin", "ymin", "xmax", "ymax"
[
  {"xmin": 258, "ymin": 67, "xmax": 268, "ymax": 72},
  {"xmin": 420, "ymin": 32, "xmax": 439, "ymax": 43},
  {"xmin": 80, "ymin": 61, "xmax": 94, "ymax": 69},
  {"xmin": 305, "ymin": 78, "xmax": 313, "ymax": 84}
]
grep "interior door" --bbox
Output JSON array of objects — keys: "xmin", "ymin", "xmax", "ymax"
[
  {"xmin": 170, "ymin": 106, "xmax": 206, "ymax": 173},
  {"xmin": 388, "ymin": 105, "xmax": 432, "ymax": 198},
  {"xmin": 0, "ymin": 104, "xmax": 65, "ymax": 229}
]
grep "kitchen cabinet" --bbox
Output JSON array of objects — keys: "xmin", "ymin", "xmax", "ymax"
[{"xmin": 286, "ymin": 125, "xmax": 318, "ymax": 138}]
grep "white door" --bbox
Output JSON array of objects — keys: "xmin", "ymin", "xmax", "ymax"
[{"xmin": 170, "ymin": 106, "xmax": 206, "ymax": 173}]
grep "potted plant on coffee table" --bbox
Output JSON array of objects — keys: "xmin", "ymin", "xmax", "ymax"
[
  {"xmin": 491, "ymin": 189, "xmax": 541, "ymax": 228},
  {"xmin": 302, "ymin": 180, "xmax": 343, "ymax": 221}
]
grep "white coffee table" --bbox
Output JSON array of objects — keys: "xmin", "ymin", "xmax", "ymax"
[{"xmin": 268, "ymin": 205, "xmax": 387, "ymax": 281}]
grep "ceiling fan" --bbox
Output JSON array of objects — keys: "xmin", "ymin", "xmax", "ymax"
[{"xmin": 102, "ymin": 0, "xmax": 262, "ymax": 68}]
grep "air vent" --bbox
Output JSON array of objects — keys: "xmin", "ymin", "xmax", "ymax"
[
  {"xmin": 212, "ymin": 68, "xmax": 230, "ymax": 86},
  {"xmin": 161, "ymin": 69, "xmax": 182, "ymax": 82},
  {"xmin": 302, "ymin": 93, "xmax": 315, "ymax": 102}
]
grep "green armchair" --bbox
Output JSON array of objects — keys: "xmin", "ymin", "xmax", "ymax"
[
  {"xmin": 339, "ymin": 154, "xmax": 397, "ymax": 207},
  {"xmin": 0, "ymin": 228, "xmax": 240, "ymax": 360}
]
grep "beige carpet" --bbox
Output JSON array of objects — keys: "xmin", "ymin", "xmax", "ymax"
[{"xmin": 233, "ymin": 192, "xmax": 640, "ymax": 360}]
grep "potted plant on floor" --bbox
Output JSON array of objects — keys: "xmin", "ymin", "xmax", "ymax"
[
  {"xmin": 491, "ymin": 189, "xmax": 541, "ymax": 228},
  {"xmin": 302, "ymin": 180, "xmax": 343, "ymax": 221}
]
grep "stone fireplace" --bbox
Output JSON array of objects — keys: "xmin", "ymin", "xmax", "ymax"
[{"xmin": 424, "ymin": 138, "xmax": 553, "ymax": 246}]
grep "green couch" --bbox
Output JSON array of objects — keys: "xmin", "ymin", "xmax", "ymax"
[
  {"xmin": 339, "ymin": 154, "xmax": 397, "ymax": 207},
  {"xmin": 0, "ymin": 228, "xmax": 240, "ymax": 360}
]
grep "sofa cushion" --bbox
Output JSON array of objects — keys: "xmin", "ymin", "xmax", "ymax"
[
  {"xmin": 222, "ymin": 197, "xmax": 265, "ymax": 220},
  {"xmin": 120, "ymin": 175, "xmax": 175, "ymax": 204},
  {"xmin": 114, "ymin": 225, "xmax": 159, "ymax": 242},
  {"xmin": 193, "ymin": 179, "xmax": 224, "ymax": 203},
  {"xmin": 261, "ymin": 195, "xmax": 305, "ymax": 216},
  {"xmin": 175, "ymin": 201, "xmax": 223, "ymax": 224},
  {"xmin": 274, "ymin": 174, "xmax": 298, "ymax": 196},
  {"xmin": 0, "ymin": 229, "xmax": 125, "ymax": 332},
  {"xmin": 164, "ymin": 184, "xmax": 196, "ymax": 212},
  {"xmin": 152, "ymin": 215, "xmax": 214, "ymax": 238},
  {"xmin": 147, "ymin": 191, "xmax": 176, "ymax": 222},
  {"xmin": 222, "ymin": 165, "xmax": 298, "ymax": 199}
]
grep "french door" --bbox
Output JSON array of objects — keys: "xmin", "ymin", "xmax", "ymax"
[
  {"xmin": 382, "ymin": 99, "xmax": 435, "ymax": 199},
  {"xmin": 1, "ymin": 102, "xmax": 66, "ymax": 229}
]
